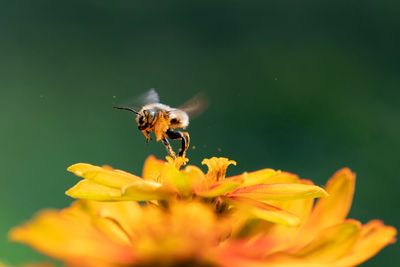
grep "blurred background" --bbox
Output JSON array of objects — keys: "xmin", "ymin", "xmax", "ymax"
[{"xmin": 0, "ymin": 1, "xmax": 399, "ymax": 266}]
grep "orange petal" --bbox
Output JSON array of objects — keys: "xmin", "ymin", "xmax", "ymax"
[
  {"xmin": 230, "ymin": 170, "xmax": 299, "ymax": 187},
  {"xmin": 68, "ymin": 163, "xmax": 142, "ymax": 189},
  {"xmin": 267, "ymin": 180, "xmax": 318, "ymax": 223},
  {"xmin": 293, "ymin": 220, "xmax": 361, "ymax": 262},
  {"xmin": 142, "ymin": 155, "xmax": 166, "ymax": 182},
  {"xmin": 228, "ymin": 183, "xmax": 327, "ymax": 201},
  {"xmin": 333, "ymin": 220, "xmax": 397, "ymax": 266},
  {"xmin": 216, "ymin": 257, "xmax": 327, "ymax": 267},
  {"xmin": 302, "ymin": 168, "xmax": 355, "ymax": 236},
  {"xmin": 9, "ymin": 203, "xmax": 135, "ymax": 265},
  {"xmin": 83, "ymin": 201, "xmax": 143, "ymax": 243},
  {"xmin": 195, "ymin": 179, "xmax": 242, "ymax": 198},
  {"xmin": 229, "ymin": 197, "xmax": 301, "ymax": 226}
]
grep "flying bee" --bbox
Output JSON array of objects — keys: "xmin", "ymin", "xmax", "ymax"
[{"xmin": 114, "ymin": 89, "xmax": 207, "ymax": 158}]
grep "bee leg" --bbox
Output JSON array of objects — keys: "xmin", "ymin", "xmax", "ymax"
[
  {"xmin": 141, "ymin": 130, "xmax": 152, "ymax": 143},
  {"xmin": 166, "ymin": 130, "xmax": 190, "ymax": 157},
  {"xmin": 162, "ymin": 138, "xmax": 176, "ymax": 158}
]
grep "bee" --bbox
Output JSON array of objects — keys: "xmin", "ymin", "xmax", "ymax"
[{"xmin": 114, "ymin": 89, "xmax": 207, "ymax": 158}]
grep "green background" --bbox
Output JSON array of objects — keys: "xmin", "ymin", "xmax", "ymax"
[{"xmin": 0, "ymin": 1, "xmax": 399, "ymax": 266}]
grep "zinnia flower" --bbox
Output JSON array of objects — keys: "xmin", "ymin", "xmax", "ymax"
[
  {"xmin": 10, "ymin": 157, "xmax": 396, "ymax": 267},
  {"xmin": 65, "ymin": 156, "xmax": 328, "ymax": 226}
]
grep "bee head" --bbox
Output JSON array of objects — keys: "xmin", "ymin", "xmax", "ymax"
[{"xmin": 136, "ymin": 109, "xmax": 157, "ymax": 130}]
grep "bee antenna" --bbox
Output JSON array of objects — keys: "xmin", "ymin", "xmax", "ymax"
[{"xmin": 113, "ymin": 106, "xmax": 139, "ymax": 114}]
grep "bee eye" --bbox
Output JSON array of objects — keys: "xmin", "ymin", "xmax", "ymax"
[
  {"xmin": 139, "ymin": 117, "xmax": 144, "ymax": 124},
  {"xmin": 170, "ymin": 118, "xmax": 178, "ymax": 124}
]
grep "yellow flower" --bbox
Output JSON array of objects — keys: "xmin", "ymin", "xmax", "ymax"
[
  {"xmin": 10, "ymin": 163, "xmax": 396, "ymax": 267},
  {"xmin": 66, "ymin": 156, "xmax": 328, "ymax": 226},
  {"xmin": 10, "ymin": 201, "xmax": 230, "ymax": 267},
  {"xmin": 212, "ymin": 168, "xmax": 397, "ymax": 267}
]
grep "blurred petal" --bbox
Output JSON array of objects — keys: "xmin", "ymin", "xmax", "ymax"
[
  {"xmin": 292, "ymin": 220, "xmax": 361, "ymax": 262},
  {"xmin": 9, "ymin": 203, "xmax": 135, "ymax": 265},
  {"xmin": 333, "ymin": 220, "xmax": 397, "ymax": 266},
  {"xmin": 228, "ymin": 183, "xmax": 327, "ymax": 201},
  {"xmin": 68, "ymin": 163, "xmax": 142, "ymax": 188},
  {"xmin": 183, "ymin": 165, "xmax": 205, "ymax": 187},
  {"xmin": 230, "ymin": 197, "xmax": 301, "ymax": 226},
  {"xmin": 142, "ymin": 155, "xmax": 165, "ymax": 182},
  {"xmin": 82, "ymin": 201, "xmax": 142, "ymax": 244}
]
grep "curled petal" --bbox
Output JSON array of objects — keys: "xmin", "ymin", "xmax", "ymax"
[{"xmin": 68, "ymin": 163, "xmax": 142, "ymax": 188}]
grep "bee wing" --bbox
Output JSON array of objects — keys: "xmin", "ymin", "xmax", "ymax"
[
  {"xmin": 114, "ymin": 89, "xmax": 160, "ymax": 110},
  {"xmin": 178, "ymin": 92, "xmax": 208, "ymax": 119},
  {"xmin": 137, "ymin": 88, "xmax": 160, "ymax": 105}
]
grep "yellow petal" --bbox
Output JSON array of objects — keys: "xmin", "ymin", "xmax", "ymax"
[
  {"xmin": 293, "ymin": 220, "xmax": 361, "ymax": 262},
  {"xmin": 299, "ymin": 168, "xmax": 355, "ymax": 239},
  {"xmin": 122, "ymin": 180, "xmax": 174, "ymax": 200},
  {"xmin": 161, "ymin": 165, "xmax": 191, "ymax": 196},
  {"xmin": 68, "ymin": 163, "xmax": 142, "ymax": 189},
  {"xmin": 333, "ymin": 220, "xmax": 397, "ymax": 266},
  {"xmin": 267, "ymin": 180, "xmax": 317, "ymax": 223},
  {"xmin": 216, "ymin": 256, "xmax": 327, "ymax": 267},
  {"xmin": 183, "ymin": 165, "xmax": 205, "ymax": 187},
  {"xmin": 228, "ymin": 183, "xmax": 328, "ymax": 201},
  {"xmin": 250, "ymin": 180, "xmax": 318, "ymax": 253},
  {"xmin": 9, "ymin": 203, "xmax": 135, "ymax": 264},
  {"xmin": 85, "ymin": 203, "xmax": 141, "ymax": 246},
  {"xmin": 231, "ymin": 170, "xmax": 299, "ymax": 187},
  {"xmin": 195, "ymin": 179, "xmax": 242, "ymax": 198},
  {"xmin": 229, "ymin": 197, "xmax": 301, "ymax": 226},
  {"xmin": 202, "ymin": 157, "xmax": 236, "ymax": 182},
  {"xmin": 66, "ymin": 180, "xmax": 127, "ymax": 201},
  {"xmin": 83, "ymin": 201, "xmax": 143, "ymax": 243},
  {"xmin": 142, "ymin": 155, "xmax": 166, "ymax": 182}
]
